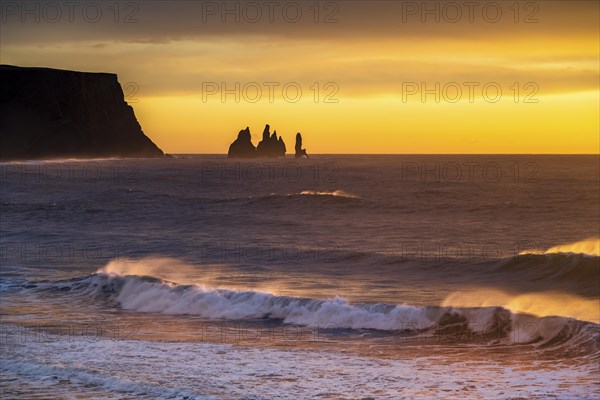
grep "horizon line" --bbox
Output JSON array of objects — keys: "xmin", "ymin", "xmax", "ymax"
[{"xmin": 170, "ymin": 153, "xmax": 600, "ymax": 156}]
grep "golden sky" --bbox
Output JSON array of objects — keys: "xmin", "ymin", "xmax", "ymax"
[{"xmin": 1, "ymin": 1, "xmax": 598, "ymax": 153}]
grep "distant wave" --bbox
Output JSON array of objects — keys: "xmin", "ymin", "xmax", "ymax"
[
  {"xmin": 367, "ymin": 246, "xmax": 599, "ymax": 294},
  {"xmin": 206, "ymin": 190, "xmax": 361, "ymax": 204},
  {"xmin": 299, "ymin": 190, "xmax": 359, "ymax": 199},
  {"xmin": 495, "ymin": 252, "xmax": 599, "ymax": 286},
  {"xmin": 219, "ymin": 190, "xmax": 363, "ymax": 206}
]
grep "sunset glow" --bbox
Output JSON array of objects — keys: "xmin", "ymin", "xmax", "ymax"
[{"xmin": 2, "ymin": 1, "xmax": 598, "ymax": 153}]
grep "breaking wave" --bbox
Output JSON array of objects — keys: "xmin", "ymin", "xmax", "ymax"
[
  {"xmin": 24, "ymin": 266, "xmax": 598, "ymax": 353},
  {"xmin": 520, "ymin": 238, "xmax": 600, "ymax": 257}
]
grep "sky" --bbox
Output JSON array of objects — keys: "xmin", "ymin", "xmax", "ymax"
[{"xmin": 1, "ymin": 1, "xmax": 598, "ymax": 153}]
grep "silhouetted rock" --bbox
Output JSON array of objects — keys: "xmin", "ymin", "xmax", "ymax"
[
  {"xmin": 295, "ymin": 132, "xmax": 309, "ymax": 158},
  {"xmin": 278, "ymin": 136, "xmax": 286, "ymax": 156},
  {"xmin": 256, "ymin": 124, "xmax": 286, "ymax": 158},
  {"xmin": 228, "ymin": 127, "xmax": 256, "ymax": 158},
  {"xmin": 227, "ymin": 124, "xmax": 290, "ymax": 158},
  {"xmin": 0, "ymin": 65, "xmax": 164, "ymax": 160}
]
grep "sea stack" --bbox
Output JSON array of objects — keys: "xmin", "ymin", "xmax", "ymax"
[
  {"xmin": 0, "ymin": 65, "xmax": 164, "ymax": 160},
  {"xmin": 227, "ymin": 124, "xmax": 296, "ymax": 158},
  {"xmin": 227, "ymin": 127, "xmax": 256, "ymax": 158},
  {"xmin": 295, "ymin": 132, "xmax": 309, "ymax": 158},
  {"xmin": 278, "ymin": 136, "xmax": 286, "ymax": 155},
  {"xmin": 256, "ymin": 124, "xmax": 286, "ymax": 158}
]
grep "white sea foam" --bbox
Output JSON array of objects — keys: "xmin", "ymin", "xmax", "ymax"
[
  {"xmin": 299, "ymin": 190, "xmax": 359, "ymax": 198},
  {"xmin": 1, "ymin": 359, "xmax": 209, "ymax": 399},
  {"xmin": 105, "ymin": 273, "xmax": 438, "ymax": 330},
  {"xmin": 2, "ymin": 328, "xmax": 597, "ymax": 400}
]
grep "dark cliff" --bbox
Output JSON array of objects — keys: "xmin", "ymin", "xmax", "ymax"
[{"xmin": 0, "ymin": 65, "xmax": 164, "ymax": 160}]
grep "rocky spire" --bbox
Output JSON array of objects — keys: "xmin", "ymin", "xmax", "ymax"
[
  {"xmin": 295, "ymin": 132, "xmax": 308, "ymax": 158},
  {"xmin": 256, "ymin": 124, "xmax": 286, "ymax": 158},
  {"xmin": 229, "ymin": 124, "xmax": 290, "ymax": 158}
]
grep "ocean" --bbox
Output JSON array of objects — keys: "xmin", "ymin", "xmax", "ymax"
[{"xmin": 1, "ymin": 155, "xmax": 598, "ymax": 399}]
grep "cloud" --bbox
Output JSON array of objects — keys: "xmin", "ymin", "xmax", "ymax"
[
  {"xmin": 1, "ymin": 0, "xmax": 597, "ymax": 153},
  {"xmin": 1, "ymin": 1, "xmax": 598, "ymax": 45},
  {"xmin": 2, "ymin": 35, "xmax": 597, "ymax": 98}
]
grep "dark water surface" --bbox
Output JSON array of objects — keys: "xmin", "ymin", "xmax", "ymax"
[{"xmin": 1, "ymin": 155, "xmax": 598, "ymax": 399}]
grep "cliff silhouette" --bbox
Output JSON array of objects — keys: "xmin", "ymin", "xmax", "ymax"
[{"xmin": 0, "ymin": 65, "xmax": 164, "ymax": 160}]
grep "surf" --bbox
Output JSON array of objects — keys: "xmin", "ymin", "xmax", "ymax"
[{"xmin": 17, "ymin": 261, "xmax": 597, "ymax": 352}]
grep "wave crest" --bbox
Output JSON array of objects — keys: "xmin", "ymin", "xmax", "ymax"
[
  {"xmin": 299, "ymin": 190, "xmax": 359, "ymax": 199},
  {"xmin": 521, "ymin": 238, "xmax": 600, "ymax": 257},
  {"xmin": 29, "ymin": 267, "xmax": 598, "ymax": 351}
]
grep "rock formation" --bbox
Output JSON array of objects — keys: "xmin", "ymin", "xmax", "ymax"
[
  {"xmin": 227, "ymin": 127, "xmax": 256, "ymax": 158},
  {"xmin": 256, "ymin": 124, "xmax": 286, "ymax": 158},
  {"xmin": 227, "ymin": 124, "xmax": 305, "ymax": 158},
  {"xmin": 295, "ymin": 132, "xmax": 309, "ymax": 158},
  {"xmin": 278, "ymin": 136, "xmax": 286, "ymax": 155},
  {"xmin": 0, "ymin": 65, "xmax": 164, "ymax": 160}
]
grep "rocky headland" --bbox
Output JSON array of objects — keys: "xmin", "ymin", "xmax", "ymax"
[{"xmin": 0, "ymin": 65, "xmax": 164, "ymax": 160}]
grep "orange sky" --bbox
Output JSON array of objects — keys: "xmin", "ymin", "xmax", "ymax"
[{"xmin": 1, "ymin": 1, "xmax": 598, "ymax": 153}]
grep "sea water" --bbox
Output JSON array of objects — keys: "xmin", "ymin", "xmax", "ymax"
[{"xmin": 1, "ymin": 155, "xmax": 598, "ymax": 399}]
